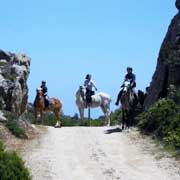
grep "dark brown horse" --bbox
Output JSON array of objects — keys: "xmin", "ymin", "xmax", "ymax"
[
  {"xmin": 34, "ymin": 88, "xmax": 63, "ymax": 128},
  {"xmin": 120, "ymin": 81, "xmax": 134, "ymax": 130}
]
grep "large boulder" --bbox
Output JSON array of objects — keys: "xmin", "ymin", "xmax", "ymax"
[
  {"xmin": 144, "ymin": 1, "xmax": 180, "ymax": 108},
  {"xmin": 176, "ymin": 0, "xmax": 180, "ymax": 10},
  {"xmin": 0, "ymin": 50, "xmax": 31, "ymax": 116}
]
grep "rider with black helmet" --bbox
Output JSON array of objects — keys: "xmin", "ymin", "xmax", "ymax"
[
  {"xmin": 115, "ymin": 67, "xmax": 137, "ymax": 106},
  {"xmin": 40, "ymin": 80, "xmax": 49, "ymax": 107}
]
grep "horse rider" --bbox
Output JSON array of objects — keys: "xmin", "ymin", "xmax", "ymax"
[
  {"xmin": 115, "ymin": 67, "xmax": 138, "ymax": 106},
  {"xmin": 40, "ymin": 80, "xmax": 50, "ymax": 107},
  {"xmin": 84, "ymin": 74, "xmax": 98, "ymax": 107}
]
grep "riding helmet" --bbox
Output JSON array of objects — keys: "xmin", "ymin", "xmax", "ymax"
[{"xmin": 85, "ymin": 74, "xmax": 91, "ymax": 79}]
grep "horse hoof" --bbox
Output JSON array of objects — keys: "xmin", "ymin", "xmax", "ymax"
[{"xmin": 54, "ymin": 125, "xmax": 61, "ymax": 128}]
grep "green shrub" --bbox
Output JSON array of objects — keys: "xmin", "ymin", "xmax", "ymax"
[
  {"xmin": 0, "ymin": 141, "xmax": 31, "ymax": 180},
  {"xmin": 0, "ymin": 141, "xmax": 4, "ymax": 152},
  {"xmin": 137, "ymin": 98, "xmax": 180, "ymax": 153},
  {"xmin": 0, "ymin": 61, "xmax": 7, "ymax": 66},
  {"xmin": 3, "ymin": 111, "xmax": 18, "ymax": 121},
  {"xmin": 6, "ymin": 121, "xmax": 27, "ymax": 139},
  {"xmin": 61, "ymin": 116, "xmax": 79, "ymax": 126},
  {"xmin": 34, "ymin": 113, "xmax": 80, "ymax": 127},
  {"xmin": 29, "ymin": 108, "xmax": 120, "ymax": 127},
  {"xmin": 21, "ymin": 112, "xmax": 36, "ymax": 124},
  {"xmin": 0, "ymin": 97, "xmax": 4, "ymax": 110},
  {"xmin": 163, "ymin": 113, "xmax": 180, "ymax": 149},
  {"xmin": 137, "ymin": 99, "xmax": 177, "ymax": 135},
  {"xmin": 110, "ymin": 109, "xmax": 122, "ymax": 125},
  {"xmin": 6, "ymin": 74, "xmax": 17, "ymax": 82}
]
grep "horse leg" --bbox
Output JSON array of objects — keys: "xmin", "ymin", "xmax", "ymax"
[
  {"xmin": 105, "ymin": 105, "xmax": 111, "ymax": 126},
  {"xmin": 129, "ymin": 109, "xmax": 134, "ymax": 127},
  {"xmin": 34, "ymin": 109, "xmax": 41, "ymax": 124},
  {"xmin": 34, "ymin": 111, "xmax": 38, "ymax": 124},
  {"xmin": 122, "ymin": 111, "xmax": 125, "ymax": 130},
  {"xmin": 106, "ymin": 101, "xmax": 111, "ymax": 126},
  {"xmin": 125, "ymin": 110, "xmax": 130, "ymax": 129},
  {"xmin": 54, "ymin": 110, "xmax": 61, "ymax": 128},
  {"xmin": 40, "ymin": 110, "xmax": 44, "ymax": 125},
  {"xmin": 101, "ymin": 105, "xmax": 110, "ymax": 126},
  {"xmin": 106, "ymin": 113, "xmax": 111, "ymax": 127},
  {"xmin": 79, "ymin": 107, "xmax": 84, "ymax": 126},
  {"xmin": 101, "ymin": 105, "xmax": 107, "ymax": 126}
]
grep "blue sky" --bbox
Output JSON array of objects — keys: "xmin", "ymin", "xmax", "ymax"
[{"xmin": 0, "ymin": 0, "xmax": 177, "ymax": 118}]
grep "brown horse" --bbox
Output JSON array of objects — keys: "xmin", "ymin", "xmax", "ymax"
[
  {"xmin": 33, "ymin": 88, "xmax": 63, "ymax": 128},
  {"xmin": 120, "ymin": 81, "xmax": 134, "ymax": 130}
]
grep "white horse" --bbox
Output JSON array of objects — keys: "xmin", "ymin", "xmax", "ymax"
[{"xmin": 76, "ymin": 86, "xmax": 111, "ymax": 126}]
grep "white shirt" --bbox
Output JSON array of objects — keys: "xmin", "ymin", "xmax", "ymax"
[{"xmin": 84, "ymin": 79, "xmax": 97, "ymax": 91}]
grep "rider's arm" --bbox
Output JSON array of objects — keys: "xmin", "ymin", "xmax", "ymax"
[
  {"xmin": 130, "ymin": 74, "xmax": 136, "ymax": 87},
  {"xmin": 132, "ymin": 74, "xmax": 136, "ymax": 82},
  {"xmin": 91, "ymin": 80, "xmax": 97, "ymax": 91}
]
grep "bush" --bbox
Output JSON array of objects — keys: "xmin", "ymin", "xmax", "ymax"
[
  {"xmin": 0, "ymin": 141, "xmax": 31, "ymax": 180},
  {"xmin": 110, "ymin": 109, "xmax": 122, "ymax": 125},
  {"xmin": 3, "ymin": 111, "xmax": 18, "ymax": 121},
  {"xmin": 6, "ymin": 121, "xmax": 27, "ymax": 139},
  {"xmin": 0, "ymin": 97, "xmax": 4, "ymax": 110},
  {"xmin": 163, "ymin": 113, "xmax": 180, "ymax": 149},
  {"xmin": 137, "ymin": 98, "xmax": 180, "ymax": 151},
  {"xmin": 6, "ymin": 74, "xmax": 17, "ymax": 82},
  {"xmin": 0, "ymin": 141, "xmax": 4, "ymax": 152},
  {"xmin": 137, "ymin": 99, "xmax": 177, "ymax": 134},
  {"xmin": 21, "ymin": 112, "xmax": 36, "ymax": 124}
]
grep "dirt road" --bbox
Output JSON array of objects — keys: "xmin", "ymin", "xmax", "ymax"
[{"xmin": 21, "ymin": 126, "xmax": 180, "ymax": 180}]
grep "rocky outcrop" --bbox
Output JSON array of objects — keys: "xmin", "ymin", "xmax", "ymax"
[
  {"xmin": 144, "ymin": 0, "xmax": 180, "ymax": 108},
  {"xmin": 0, "ymin": 50, "xmax": 31, "ymax": 116},
  {"xmin": 176, "ymin": 0, "xmax": 180, "ymax": 10},
  {"xmin": 0, "ymin": 111, "xmax": 7, "ymax": 122}
]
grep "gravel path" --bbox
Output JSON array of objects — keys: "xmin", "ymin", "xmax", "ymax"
[{"xmin": 21, "ymin": 126, "xmax": 180, "ymax": 180}]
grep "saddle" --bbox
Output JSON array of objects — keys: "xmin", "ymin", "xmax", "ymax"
[{"xmin": 44, "ymin": 96, "xmax": 53, "ymax": 108}]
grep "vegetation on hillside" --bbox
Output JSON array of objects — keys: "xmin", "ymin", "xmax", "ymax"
[
  {"xmin": 136, "ymin": 98, "xmax": 180, "ymax": 156},
  {"xmin": 23, "ymin": 107, "xmax": 122, "ymax": 127},
  {"xmin": 3, "ymin": 111, "xmax": 27, "ymax": 139},
  {"xmin": 0, "ymin": 141, "xmax": 31, "ymax": 180}
]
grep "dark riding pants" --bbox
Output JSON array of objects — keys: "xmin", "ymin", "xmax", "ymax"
[{"xmin": 86, "ymin": 89, "xmax": 95, "ymax": 104}]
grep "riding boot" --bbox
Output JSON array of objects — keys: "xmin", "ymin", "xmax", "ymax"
[{"xmin": 115, "ymin": 90, "xmax": 122, "ymax": 106}]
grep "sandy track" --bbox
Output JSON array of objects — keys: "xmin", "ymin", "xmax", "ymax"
[{"xmin": 21, "ymin": 126, "xmax": 180, "ymax": 180}]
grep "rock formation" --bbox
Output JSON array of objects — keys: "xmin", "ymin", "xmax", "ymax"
[
  {"xmin": 144, "ymin": 0, "xmax": 180, "ymax": 108},
  {"xmin": 0, "ymin": 50, "xmax": 31, "ymax": 116}
]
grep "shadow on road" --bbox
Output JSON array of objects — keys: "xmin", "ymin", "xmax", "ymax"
[{"xmin": 104, "ymin": 128, "xmax": 122, "ymax": 134}]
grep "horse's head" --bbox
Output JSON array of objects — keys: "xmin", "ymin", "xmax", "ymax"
[
  {"xmin": 76, "ymin": 85, "xmax": 86, "ymax": 108},
  {"xmin": 121, "ymin": 80, "xmax": 135, "ymax": 110},
  {"xmin": 79, "ymin": 85, "xmax": 86, "ymax": 101},
  {"xmin": 123, "ymin": 80, "xmax": 131, "ymax": 92},
  {"xmin": 121, "ymin": 80, "xmax": 131, "ymax": 108},
  {"xmin": 36, "ymin": 88, "xmax": 44, "ymax": 100}
]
